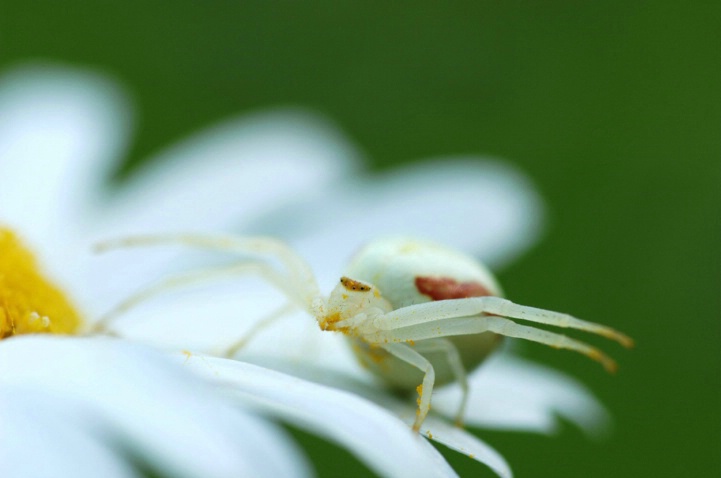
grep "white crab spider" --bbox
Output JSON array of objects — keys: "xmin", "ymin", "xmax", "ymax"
[{"xmin": 94, "ymin": 235, "xmax": 633, "ymax": 432}]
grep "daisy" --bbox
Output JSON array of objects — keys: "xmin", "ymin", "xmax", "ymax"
[{"xmin": 0, "ymin": 63, "xmax": 461, "ymax": 477}]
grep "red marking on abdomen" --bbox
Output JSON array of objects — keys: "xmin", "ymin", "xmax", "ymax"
[{"xmin": 415, "ymin": 276, "xmax": 493, "ymax": 300}]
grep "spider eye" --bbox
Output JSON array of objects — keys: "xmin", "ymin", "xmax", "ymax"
[{"xmin": 340, "ymin": 276, "xmax": 372, "ymax": 292}]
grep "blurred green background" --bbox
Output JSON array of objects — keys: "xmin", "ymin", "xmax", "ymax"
[{"xmin": 3, "ymin": 2, "xmax": 718, "ymax": 477}]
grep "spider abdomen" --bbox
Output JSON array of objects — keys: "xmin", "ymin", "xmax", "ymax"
[{"xmin": 344, "ymin": 238, "xmax": 505, "ymax": 390}]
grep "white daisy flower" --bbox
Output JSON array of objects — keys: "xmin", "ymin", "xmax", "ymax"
[
  {"xmin": 2, "ymin": 59, "xmax": 624, "ymax": 477},
  {"xmin": 0, "ymin": 63, "xmax": 461, "ymax": 478}
]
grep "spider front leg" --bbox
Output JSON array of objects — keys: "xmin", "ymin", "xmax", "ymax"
[
  {"xmin": 373, "ymin": 296, "xmax": 634, "ymax": 348},
  {"xmin": 381, "ymin": 343, "xmax": 436, "ymax": 432},
  {"xmin": 95, "ymin": 233, "xmax": 322, "ymax": 305},
  {"xmin": 370, "ymin": 314, "xmax": 619, "ymax": 373},
  {"xmin": 479, "ymin": 297, "xmax": 634, "ymax": 348}
]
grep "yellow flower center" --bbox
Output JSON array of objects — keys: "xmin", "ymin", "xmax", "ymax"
[{"xmin": 0, "ymin": 228, "xmax": 82, "ymax": 338}]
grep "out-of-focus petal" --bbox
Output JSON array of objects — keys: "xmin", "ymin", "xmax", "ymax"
[
  {"xmin": 248, "ymin": 158, "xmax": 544, "ymax": 291},
  {"xmin": 0, "ymin": 387, "xmax": 137, "ymax": 478},
  {"xmin": 99, "ymin": 109, "xmax": 360, "ymax": 236},
  {"xmin": 0, "ymin": 64, "xmax": 130, "ymax": 247},
  {"xmin": 0, "ymin": 336, "xmax": 311, "ymax": 478},
  {"xmin": 179, "ymin": 352, "xmax": 459, "ymax": 478},
  {"xmin": 432, "ymin": 354, "xmax": 611, "ymax": 437}
]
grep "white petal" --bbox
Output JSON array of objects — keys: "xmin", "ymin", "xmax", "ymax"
[
  {"xmin": 244, "ymin": 357, "xmax": 511, "ymax": 477},
  {"xmin": 420, "ymin": 416, "xmax": 513, "ymax": 478},
  {"xmin": 0, "ymin": 387, "xmax": 137, "ymax": 478},
  {"xmin": 99, "ymin": 108, "xmax": 360, "ymax": 236},
  {"xmin": 180, "ymin": 352, "xmax": 459, "ymax": 478},
  {"xmin": 98, "ymin": 279, "xmax": 288, "ymax": 350},
  {"xmin": 0, "ymin": 63, "xmax": 130, "ymax": 246},
  {"xmin": 0, "ymin": 336, "xmax": 311, "ymax": 478},
  {"xmin": 433, "ymin": 354, "xmax": 611, "ymax": 436},
  {"xmin": 248, "ymin": 158, "xmax": 544, "ymax": 292}
]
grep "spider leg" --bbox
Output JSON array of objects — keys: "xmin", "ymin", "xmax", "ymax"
[
  {"xmin": 381, "ymin": 343, "xmax": 436, "ymax": 432},
  {"xmin": 373, "ymin": 297, "xmax": 633, "ymax": 348},
  {"xmin": 370, "ymin": 315, "xmax": 618, "ymax": 373},
  {"xmin": 223, "ymin": 301, "xmax": 297, "ymax": 357},
  {"xmin": 413, "ymin": 339, "xmax": 469, "ymax": 427},
  {"xmin": 90, "ymin": 260, "xmax": 302, "ymax": 334},
  {"xmin": 95, "ymin": 233, "xmax": 322, "ymax": 304},
  {"xmin": 474, "ymin": 297, "xmax": 634, "ymax": 348}
]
